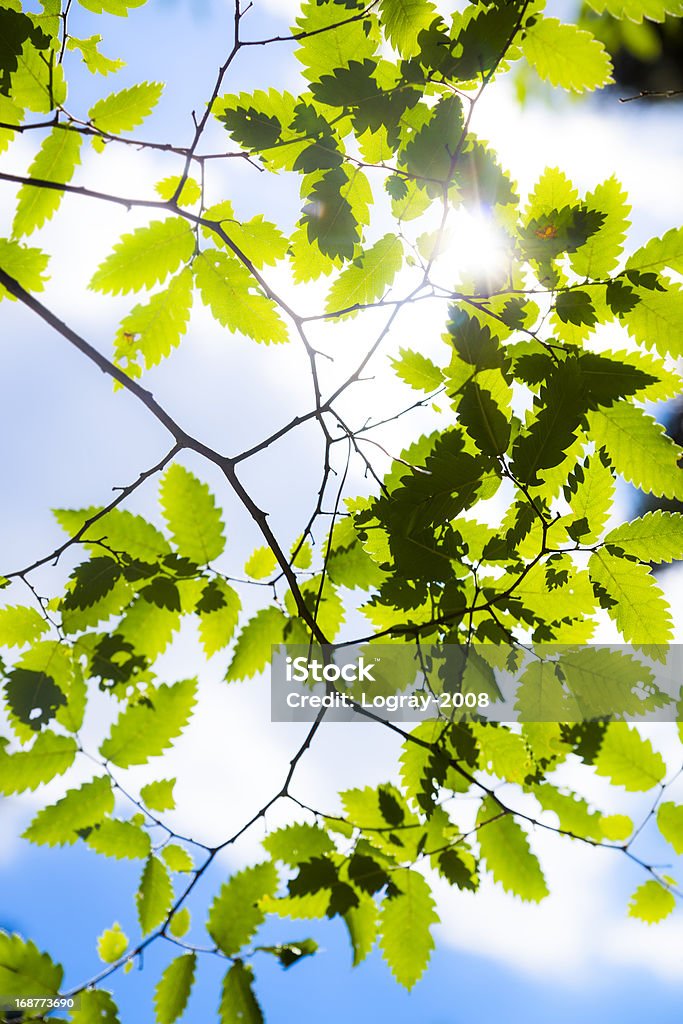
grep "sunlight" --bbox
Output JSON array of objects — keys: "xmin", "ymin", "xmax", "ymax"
[{"xmin": 445, "ymin": 206, "xmax": 510, "ymax": 287}]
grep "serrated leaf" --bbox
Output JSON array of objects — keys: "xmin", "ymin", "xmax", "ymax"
[
  {"xmin": 657, "ymin": 802, "xmax": 683, "ymax": 854},
  {"xmin": 585, "ymin": 0, "xmax": 683, "ymax": 22},
  {"xmin": 137, "ymin": 855, "xmax": 173, "ymax": 935},
  {"xmin": 391, "ymin": 348, "xmax": 444, "ymax": 393},
  {"xmin": 595, "ymin": 725, "xmax": 666, "ymax": 791},
  {"xmin": 54, "ymin": 506, "xmax": 171, "ymax": 561},
  {"xmin": 628, "ymin": 880, "xmax": 675, "ymax": 923},
  {"xmin": 570, "ymin": 177, "xmax": 630, "ymax": 279},
  {"xmin": 627, "ymin": 225, "xmax": 683, "ymax": 275},
  {"xmin": 141, "ymin": 778, "xmax": 176, "ymax": 812},
  {"xmin": 379, "ymin": 869, "xmax": 437, "ymax": 989},
  {"xmin": 198, "ymin": 579, "xmax": 241, "ymax": 657},
  {"xmin": 325, "ymin": 234, "xmax": 403, "ymax": 315},
  {"xmin": 0, "ymin": 237, "xmax": 49, "ymax": 298},
  {"xmin": 622, "ymin": 281, "xmax": 683, "ymax": 358},
  {"xmin": 0, "ymin": 604, "xmax": 49, "ymax": 647},
  {"xmin": 23, "ymin": 775, "xmax": 114, "ymax": 846},
  {"xmin": 589, "ymin": 549, "xmax": 673, "ymax": 644},
  {"xmin": 66, "ymin": 33, "xmax": 124, "ymax": 76},
  {"xmin": 0, "ymin": 931, "xmax": 63, "ymax": 1000},
  {"xmin": 12, "ymin": 129, "xmax": 82, "ymax": 237},
  {"xmin": 88, "ymin": 81, "xmax": 163, "ymax": 136},
  {"xmin": 159, "ymin": 464, "xmax": 225, "ymax": 564},
  {"xmin": 97, "ymin": 923, "xmax": 128, "ymax": 963},
  {"xmin": 0, "ymin": 731, "xmax": 77, "ymax": 795},
  {"xmin": 477, "ymin": 797, "xmax": 549, "ymax": 901},
  {"xmin": 564, "ymin": 452, "xmax": 615, "ymax": 542},
  {"xmin": 90, "ymin": 218, "xmax": 194, "ymax": 296},
  {"xmin": 100, "ymin": 678, "xmax": 197, "ymax": 768},
  {"xmin": 244, "ymin": 546, "xmax": 277, "ymax": 580},
  {"xmin": 194, "ymin": 250, "xmax": 288, "ymax": 344},
  {"xmin": 521, "ymin": 18, "xmax": 613, "ymax": 93},
  {"xmin": 588, "ymin": 403, "xmax": 683, "ymax": 500},
  {"xmin": 70, "ymin": 988, "xmax": 120, "ymax": 1023},
  {"xmin": 154, "ymin": 953, "xmax": 196, "ymax": 1024},
  {"xmin": 457, "ymin": 382, "xmax": 510, "ymax": 456},
  {"xmin": 207, "ymin": 863, "xmax": 278, "ymax": 956},
  {"xmin": 605, "ymin": 510, "xmax": 683, "ymax": 564},
  {"xmin": 115, "ymin": 268, "xmax": 194, "ymax": 373},
  {"xmin": 379, "ymin": 0, "xmax": 437, "ymax": 57},
  {"xmin": 219, "ymin": 962, "xmax": 264, "ymax": 1024},
  {"xmin": 226, "ymin": 607, "xmax": 288, "ymax": 682},
  {"xmin": 162, "ymin": 845, "xmax": 193, "ymax": 873},
  {"xmin": 263, "ymin": 823, "xmax": 335, "ymax": 866},
  {"xmin": 87, "ymin": 819, "xmax": 151, "ymax": 860}
]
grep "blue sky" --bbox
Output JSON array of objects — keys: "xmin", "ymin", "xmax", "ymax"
[{"xmin": 2, "ymin": 1, "xmax": 683, "ymax": 1021}]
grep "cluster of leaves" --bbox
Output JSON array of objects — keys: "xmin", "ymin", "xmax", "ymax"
[{"xmin": 2, "ymin": 0, "xmax": 683, "ymax": 1022}]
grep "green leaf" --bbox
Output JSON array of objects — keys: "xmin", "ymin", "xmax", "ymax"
[
  {"xmin": 23, "ymin": 775, "xmax": 114, "ymax": 846},
  {"xmin": 605, "ymin": 510, "xmax": 683, "ymax": 564},
  {"xmin": 219, "ymin": 962, "xmax": 264, "ymax": 1024},
  {"xmin": 54, "ymin": 506, "xmax": 171, "ymax": 561},
  {"xmin": 160, "ymin": 464, "xmax": 225, "ymax": 564},
  {"xmin": 380, "ymin": 0, "xmax": 437, "ymax": 57},
  {"xmin": 325, "ymin": 234, "xmax": 403, "ymax": 315},
  {"xmin": 87, "ymin": 819, "xmax": 151, "ymax": 860},
  {"xmin": 244, "ymin": 546, "xmax": 278, "ymax": 580},
  {"xmin": 137, "ymin": 855, "xmax": 174, "ymax": 935},
  {"xmin": 379, "ymin": 868, "xmax": 437, "ymax": 989},
  {"xmin": 477, "ymin": 797, "xmax": 549, "ymax": 901},
  {"xmin": 564, "ymin": 452, "xmax": 615, "ymax": 542},
  {"xmin": 88, "ymin": 81, "xmax": 163, "ymax": 137},
  {"xmin": 457, "ymin": 382, "xmax": 511, "ymax": 456},
  {"xmin": 391, "ymin": 349, "xmax": 444, "ymax": 393},
  {"xmin": 194, "ymin": 250, "xmax": 288, "ymax": 344},
  {"xmin": 70, "ymin": 989, "xmax": 120, "ymax": 1023},
  {"xmin": 154, "ymin": 953, "xmax": 196, "ymax": 1024},
  {"xmin": 89, "ymin": 217, "xmax": 193, "ymax": 294},
  {"xmin": 155, "ymin": 175, "xmax": 201, "ymax": 205},
  {"xmin": 66, "ymin": 34, "xmax": 124, "ymax": 76},
  {"xmin": 570, "ymin": 177, "xmax": 630, "ymax": 279},
  {"xmin": 168, "ymin": 908, "xmax": 191, "ymax": 939},
  {"xmin": 627, "ymin": 225, "xmax": 683, "ymax": 275},
  {"xmin": 0, "ymin": 731, "xmax": 77, "ymax": 795},
  {"xmin": 97, "ymin": 923, "xmax": 128, "ymax": 963},
  {"xmin": 628, "ymin": 880, "xmax": 675, "ymax": 923},
  {"xmin": 588, "ymin": 403, "xmax": 683, "ymax": 499},
  {"xmin": 263, "ymin": 823, "xmax": 335, "ymax": 866},
  {"xmin": 0, "ymin": 237, "xmax": 49, "ymax": 298},
  {"xmin": 0, "ymin": 931, "xmax": 63, "ymax": 1000},
  {"xmin": 0, "ymin": 604, "xmax": 48, "ymax": 647},
  {"xmin": 141, "ymin": 778, "xmax": 176, "ymax": 812},
  {"xmin": 198, "ymin": 579, "xmax": 241, "ymax": 657},
  {"xmin": 79, "ymin": 0, "xmax": 146, "ymax": 14},
  {"xmin": 622, "ymin": 281, "xmax": 683, "ymax": 358},
  {"xmin": 114, "ymin": 268, "xmax": 194, "ymax": 374},
  {"xmin": 521, "ymin": 18, "xmax": 613, "ymax": 93},
  {"xmin": 226, "ymin": 607, "xmax": 288, "ymax": 681},
  {"xmin": 162, "ymin": 845, "xmax": 194, "ymax": 873},
  {"xmin": 12, "ymin": 128, "xmax": 82, "ymax": 237},
  {"xmin": 207, "ymin": 862, "xmax": 278, "ymax": 956},
  {"xmin": 344, "ymin": 897, "xmax": 378, "ymax": 966},
  {"xmin": 100, "ymin": 679, "xmax": 197, "ymax": 768},
  {"xmin": 595, "ymin": 725, "xmax": 666, "ymax": 791},
  {"xmin": 589, "ymin": 549, "xmax": 673, "ymax": 644},
  {"xmin": 657, "ymin": 802, "xmax": 683, "ymax": 854},
  {"xmin": 300, "ymin": 167, "xmax": 360, "ymax": 261},
  {"xmin": 584, "ymin": 0, "xmax": 683, "ymax": 21}
]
